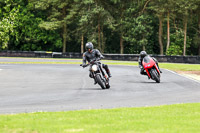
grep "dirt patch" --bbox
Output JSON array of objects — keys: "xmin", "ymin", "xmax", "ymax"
[
  {"xmin": 176, "ymin": 71, "xmax": 200, "ymax": 75},
  {"xmin": 176, "ymin": 71, "xmax": 200, "ymax": 81}
]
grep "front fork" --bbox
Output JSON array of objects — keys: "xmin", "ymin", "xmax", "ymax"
[
  {"xmin": 90, "ymin": 71, "xmax": 97, "ymax": 82},
  {"xmin": 145, "ymin": 68, "xmax": 151, "ymax": 79}
]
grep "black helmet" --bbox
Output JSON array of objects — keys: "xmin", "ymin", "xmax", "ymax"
[
  {"xmin": 140, "ymin": 51, "xmax": 147, "ymax": 58},
  {"xmin": 85, "ymin": 42, "xmax": 93, "ymax": 51}
]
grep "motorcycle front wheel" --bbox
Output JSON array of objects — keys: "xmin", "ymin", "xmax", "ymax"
[
  {"xmin": 96, "ymin": 74, "xmax": 106, "ymax": 89},
  {"xmin": 151, "ymin": 69, "xmax": 160, "ymax": 83}
]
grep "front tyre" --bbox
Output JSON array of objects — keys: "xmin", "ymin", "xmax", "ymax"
[
  {"xmin": 151, "ymin": 69, "xmax": 160, "ymax": 83},
  {"xmin": 96, "ymin": 74, "xmax": 106, "ymax": 89}
]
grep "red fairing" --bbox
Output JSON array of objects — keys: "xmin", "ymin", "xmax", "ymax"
[
  {"xmin": 142, "ymin": 58, "xmax": 155, "ymax": 78},
  {"xmin": 142, "ymin": 58, "xmax": 155, "ymax": 69},
  {"xmin": 145, "ymin": 69, "xmax": 151, "ymax": 78}
]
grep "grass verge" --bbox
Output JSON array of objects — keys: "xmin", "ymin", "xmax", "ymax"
[
  {"xmin": 0, "ymin": 59, "xmax": 200, "ymax": 72},
  {"xmin": 159, "ymin": 63, "xmax": 200, "ymax": 71},
  {"xmin": 0, "ymin": 103, "xmax": 200, "ymax": 133}
]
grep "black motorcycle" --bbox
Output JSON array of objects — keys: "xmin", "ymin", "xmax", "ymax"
[{"xmin": 80, "ymin": 60, "xmax": 110, "ymax": 89}]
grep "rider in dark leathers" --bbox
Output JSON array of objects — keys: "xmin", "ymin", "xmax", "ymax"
[
  {"xmin": 82, "ymin": 42, "xmax": 112, "ymax": 84},
  {"xmin": 138, "ymin": 51, "xmax": 162, "ymax": 75}
]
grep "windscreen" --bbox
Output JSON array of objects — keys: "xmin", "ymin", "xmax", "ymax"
[{"xmin": 143, "ymin": 56, "xmax": 151, "ymax": 63}]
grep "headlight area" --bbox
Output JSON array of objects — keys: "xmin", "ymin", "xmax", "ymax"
[{"xmin": 91, "ymin": 65, "xmax": 98, "ymax": 71}]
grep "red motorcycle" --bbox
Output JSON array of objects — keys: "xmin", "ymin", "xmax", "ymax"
[{"xmin": 142, "ymin": 55, "xmax": 161, "ymax": 83}]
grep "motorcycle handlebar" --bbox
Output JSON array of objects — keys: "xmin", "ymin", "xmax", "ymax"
[
  {"xmin": 90, "ymin": 60, "xmax": 101, "ymax": 64},
  {"xmin": 80, "ymin": 59, "xmax": 101, "ymax": 68},
  {"xmin": 80, "ymin": 64, "xmax": 90, "ymax": 68}
]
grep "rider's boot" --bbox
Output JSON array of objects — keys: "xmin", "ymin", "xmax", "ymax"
[
  {"xmin": 103, "ymin": 64, "xmax": 112, "ymax": 78},
  {"xmin": 105, "ymin": 67, "xmax": 112, "ymax": 78},
  {"xmin": 105, "ymin": 70, "xmax": 111, "ymax": 78},
  {"xmin": 94, "ymin": 79, "xmax": 97, "ymax": 85},
  {"xmin": 107, "ymin": 71, "xmax": 112, "ymax": 78}
]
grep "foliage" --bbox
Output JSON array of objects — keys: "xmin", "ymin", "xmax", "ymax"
[
  {"xmin": 124, "ymin": 14, "xmax": 153, "ymax": 54},
  {"xmin": 0, "ymin": 0, "xmax": 20, "ymax": 49},
  {"xmin": 167, "ymin": 30, "xmax": 192, "ymax": 55},
  {"xmin": 0, "ymin": 0, "xmax": 200, "ymax": 55}
]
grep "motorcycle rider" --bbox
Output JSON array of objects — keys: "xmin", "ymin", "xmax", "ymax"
[
  {"xmin": 82, "ymin": 42, "xmax": 112, "ymax": 84},
  {"xmin": 138, "ymin": 51, "xmax": 162, "ymax": 75}
]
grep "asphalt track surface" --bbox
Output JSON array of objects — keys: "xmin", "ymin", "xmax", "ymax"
[{"xmin": 0, "ymin": 60, "xmax": 200, "ymax": 114}]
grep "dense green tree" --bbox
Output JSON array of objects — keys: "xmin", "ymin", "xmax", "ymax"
[
  {"xmin": 109, "ymin": 0, "xmax": 130, "ymax": 54},
  {"xmin": 0, "ymin": 0, "xmax": 20, "ymax": 49},
  {"xmin": 193, "ymin": 0, "xmax": 200, "ymax": 55},
  {"xmin": 74, "ymin": 0, "xmax": 114, "ymax": 53},
  {"xmin": 166, "ymin": 30, "xmax": 191, "ymax": 55},
  {"xmin": 124, "ymin": 5, "xmax": 153, "ymax": 53},
  {"xmin": 29, "ymin": 0, "xmax": 76, "ymax": 53},
  {"xmin": 164, "ymin": 0, "xmax": 176, "ymax": 54},
  {"xmin": 0, "ymin": 0, "xmax": 200, "ymax": 55},
  {"xmin": 174, "ymin": 0, "xmax": 198, "ymax": 55},
  {"xmin": 0, "ymin": 0, "xmax": 61, "ymax": 51},
  {"xmin": 148, "ymin": 0, "xmax": 168, "ymax": 55}
]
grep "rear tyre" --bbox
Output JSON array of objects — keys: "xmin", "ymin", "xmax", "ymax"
[
  {"xmin": 96, "ymin": 74, "xmax": 106, "ymax": 89},
  {"xmin": 151, "ymin": 69, "xmax": 160, "ymax": 83}
]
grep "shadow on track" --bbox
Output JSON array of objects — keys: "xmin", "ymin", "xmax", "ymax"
[
  {"xmin": 127, "ymin": 81, "xmax": 164, "ymax": 84},
  {"xmin": 80, "ymin": 88, "xmax": 103, "ymax": 90}
]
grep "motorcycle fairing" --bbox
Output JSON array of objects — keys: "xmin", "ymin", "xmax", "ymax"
[{"xmin": 142, "ymin": 56, "xmax": 160, "ymax": 78}]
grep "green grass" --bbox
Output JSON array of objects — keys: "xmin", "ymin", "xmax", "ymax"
[
  {"xmin": 0, "ymin": 58, "xmax": 200, "ymax": 71},
  {"xmin": 0, "ymin": 103, "xmax": 200, "ymax": 133},
  {"xmin": 104, "ymin": 61, "xmax": 200, "ymax": 71},
  {"xmin": 159, "ymin": 63, "xmax": 200, "ymax": 71}
]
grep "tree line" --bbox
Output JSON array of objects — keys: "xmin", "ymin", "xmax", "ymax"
[{"xmin": 0, "ymin": 0, "xmax": 200, "ymax": 55}]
